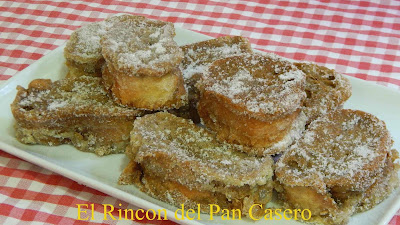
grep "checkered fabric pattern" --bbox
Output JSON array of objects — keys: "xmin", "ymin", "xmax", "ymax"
[{"xmin": 0, "ymin": 0, "xmax": 399, "ymax": 224}]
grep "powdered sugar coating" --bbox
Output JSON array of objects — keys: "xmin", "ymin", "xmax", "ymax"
[
  {"xmin": 128, "ymin": 112, "xmax": 274, "ymax": 188},
  {"xmin": 64, "ymin": 21, "xmax": 107, "ymax": 63},
  {"xmin": 64, "ymin": 14, "xmax": 145, "ymax": 63},
  {"xmin": 199, "ymin": 53, "xmax": 306, "ymax": 117},
  {"xmin": 101, "ymin": 18, "xmax": 183, "ymax": 76},
  {"xmin": 276, "ymin": 109, "xmax": 392, "ymax": 192},
  {"xmin": 180, "ymin": 36, "xmax": 253, "ymax": 81}
]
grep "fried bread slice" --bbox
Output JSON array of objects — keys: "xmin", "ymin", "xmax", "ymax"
[
  {"xmin": 172, "ymin": 36, "xmax": 253, "ymax": 122},
  {"xmin": 295, "ymin": 62, "xmax": 352, "ymax": 123},
  {"xmin": 275, "ymin": 109, "xmax": 399, "ymax": 225},
  {"xmin": 102, "ymin": 64, "xmax": 187, "ymax": 110},
  {"xmin": 11, "ymin": 76, "xmax": 144, "ymax": 156},
  {"xmin": 119, "ymin": 112, "xmax": 274, "ymax": 217},
  {"xmin": 197, "ymin": 53, "xmax": 306, "ymax": 154},
  {"xmin": 64, "ymin": 14, "xmax": 145, "ymax": 78},
  {"xmin": 100, "ymin": 17, "xmax": 187, "ymax": 109}
]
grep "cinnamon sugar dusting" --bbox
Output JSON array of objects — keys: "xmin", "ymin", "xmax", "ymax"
[
  {"xmin": 101, "ymin": 18, "xmax": 183, "ymax": 76},
  {"xmin": 199, "ymin": 53, "xmax": 306, "ymax": 115},
  {"xmin": 64, "ymin": 14, "xmax": 144, "ymax": 62}
]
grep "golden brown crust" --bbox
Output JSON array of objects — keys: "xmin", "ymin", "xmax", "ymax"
[
  {"xmin": 198, "ymin": 90, "xmax": 304, "ymax": 151},
  {"xmin": 295, "ymin": 62, "xmax": 352, "ymax": 123},
  {"xmin": 275, "ymin": 109, "xmax": 398, "ymax": 225},
  {"xmin": 11, "ymin": 76, "xmax": 144, "ymax": 156},
  {"xmin": 197, "ymin": 53, "xmax": 306, "ymax": 150},
  {"xmin": 102, "ymin": 64, "xmax": 187, "ymax": 110}
]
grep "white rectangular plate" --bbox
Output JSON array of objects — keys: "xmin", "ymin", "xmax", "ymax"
[{"xmin": 0, "ymin": 27, "xmax": 399, "ymax": 225}]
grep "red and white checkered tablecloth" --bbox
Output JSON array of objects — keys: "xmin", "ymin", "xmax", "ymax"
[{"xmin": 0, "ymin": 0, "xmax": 399, "ymax": 224}]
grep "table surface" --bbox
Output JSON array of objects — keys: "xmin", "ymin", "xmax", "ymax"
[{"xmin": 0, "ymin": 0, "xmax": 399, "ymax": 224}]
